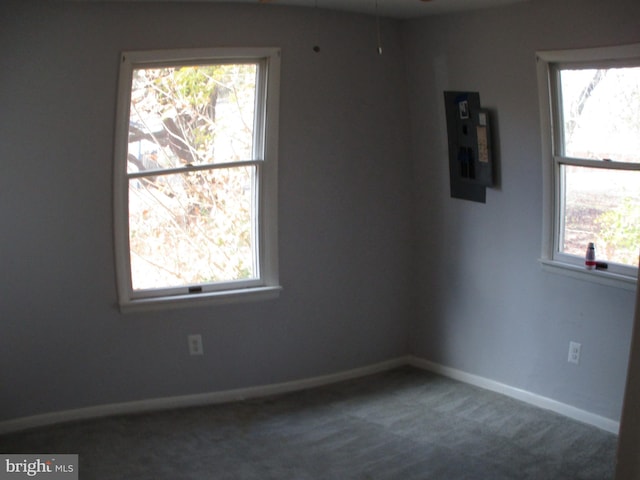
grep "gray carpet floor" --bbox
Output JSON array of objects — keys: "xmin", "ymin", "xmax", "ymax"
[{"xmin": 0, "ymin": 367, "xmax": 618, "ymax": 479}]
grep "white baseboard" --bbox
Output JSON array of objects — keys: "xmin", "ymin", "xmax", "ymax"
[
  {"xmin": 0, "ymin": 355, "xmax": 619, "ymax": 435},
  {"xmin": 407, "ymin": 356, "xmax": 620, "ymax": 434},
  {"xmin": 0, "ymin": 357, "xmax": 408, "ymax": 435}
]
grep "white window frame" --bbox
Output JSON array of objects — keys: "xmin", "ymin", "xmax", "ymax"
[
  {"xmin": 537, "ymin": 43, "xmax": 640, "ymax": 290},
  {"xmin": 113, "ymin": 47, "xmax": 281, "ymax": 312}
]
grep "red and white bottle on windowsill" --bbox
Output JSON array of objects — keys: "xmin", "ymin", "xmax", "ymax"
[{"xmin": 585, "ymin": 242, "xmax": 596, "ymax": 270}]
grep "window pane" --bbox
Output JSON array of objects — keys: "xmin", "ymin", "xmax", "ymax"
[
  {"xmin": 562, "ymin": 165, "xmax": 640, "ymax": 266},
  {"xmin": 559, "ymin": 67, "xmax": 640, "ymax": 163},
  {"xmin": 127, "ymin": 63, "xmax": 257, "ymax": 172},
  {"xmin": 128, "ymin": 166, "xmax": 256, "ymax": 290}
]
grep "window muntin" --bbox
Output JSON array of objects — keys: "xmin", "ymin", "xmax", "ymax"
[
  {"xmin": 538, "ymin": 45, "xmax": 640, "ymax": 283},
  {"xmin": 114, "ymin": 48, "xmax": 280, "ymax": 310}
]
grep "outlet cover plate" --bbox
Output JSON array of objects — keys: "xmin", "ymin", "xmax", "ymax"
[
  {"xmin": 568, "ymin": 341, "xmax": 581, "ymax": 364},
  {"xmin": 188, "ymin": 334, "xmax": 204, "ymax": 356}
]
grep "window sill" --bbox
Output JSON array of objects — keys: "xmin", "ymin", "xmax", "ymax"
[
  {"xmin": 119, "ymin": 285, "xmax": 282, "ymax": 313},
  {"xmin": 539, "ymin": 259, "xmax": 637, "ymax": 291}
]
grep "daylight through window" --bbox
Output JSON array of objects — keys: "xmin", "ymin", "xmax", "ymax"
[{"xmin": 114, "ymin": 48, "xmax": 281, "ymax": 310}]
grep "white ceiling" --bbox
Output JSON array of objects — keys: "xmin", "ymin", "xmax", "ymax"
[{"xmin": 115, "ymin": 0, "xmax": 530, "ymax": 19}]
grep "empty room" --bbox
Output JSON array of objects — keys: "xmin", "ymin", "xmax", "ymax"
[{"xmin": 1, "ymin": 0, "xmax": 640, "ymax": 478}]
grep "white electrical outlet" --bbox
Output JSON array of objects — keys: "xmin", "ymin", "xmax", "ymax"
[
  {"xmin": 568, "ymin": 341, "xmax": 581, "ymax": 365},
  {"xmin": 188, "ymin": 334, "xmax": 204, "ymax": 356}
]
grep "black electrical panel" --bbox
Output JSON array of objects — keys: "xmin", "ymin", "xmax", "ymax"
[{"xmin": 443, "ymin": 91, "xmax": 494, "ymax": 203}]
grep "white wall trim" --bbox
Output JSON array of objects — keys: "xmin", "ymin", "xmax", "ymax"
[
  {"xmin": 0, "ymin": 357, "xmax": 408, "ymax": 435},
  {"xmin": 0, "ymin": 355, "xmax": 620, "ymax": 435},
  {"xmin": 408, "ymin": 356, "xmax": 620, "ymax": 434}
]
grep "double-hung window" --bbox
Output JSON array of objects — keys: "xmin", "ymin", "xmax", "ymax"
[
  {"xmin": 537, "ymin": 44, "xmax": 640, "ymax": 288},
  {"xmin": 113, "ymin": 48, "xmax": 281, "ymax": 311}
]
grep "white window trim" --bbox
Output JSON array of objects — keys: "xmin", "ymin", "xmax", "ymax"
[
  {"xmin": 113, "ymin": 47, "xmax": 281, "ymax": 312},
  {"xmin": 536, "ymin": 43, "xmax": 640, "ymax": 291}
]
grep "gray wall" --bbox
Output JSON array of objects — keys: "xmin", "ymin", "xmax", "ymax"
[
  {"xmin": 1, "ymin": 0, "xmax": 638, "ymax": 426},
  {"xmin": 616, "ymin": 281, "xmax": 640, "ymax": 478},
  {"xmin": 405, "ymin": 0, "xmax": 640, "ymax": 421},
  {"xmin": 0, "ymin": 1, "xmax": 413, "ymax": 421}
]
